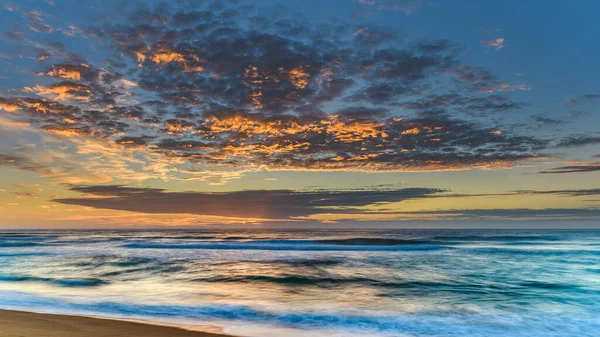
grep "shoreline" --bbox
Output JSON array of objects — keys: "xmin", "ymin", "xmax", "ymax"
[{"xmin": 0, "ymin": 309, "xmax": 235, "ymax": 337}]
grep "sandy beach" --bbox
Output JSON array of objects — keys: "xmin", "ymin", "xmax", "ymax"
[{"xmin": 0, "ymin": 310, "xmax": 232, "ymax": 337}]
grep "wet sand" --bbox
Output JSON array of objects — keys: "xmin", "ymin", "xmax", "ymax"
[{"xmin": 0, "ymin": 309, "xmax": 233, "ymax": 337}]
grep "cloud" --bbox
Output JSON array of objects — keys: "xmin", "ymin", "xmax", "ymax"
[
  {"xmin": 0, "ymin": 1, "xmax": 547, "ymax": 184},
  {"xmin": 481, "ymin": 37, "xmax": 504, "ymax": 50},
  {"xmin": 396, "ymin": 208, "xmax": 600, "ymax": 220},
  {"xmin": 563, "ymin": 93, "xmax": 600, "ymax": 108},
  {"xmin": 22, "ymin": 10, "xmax": 52, "ymax": 33},
  {"xmin": 115, "ymin": 136, "xmax": 154, "ymax": 147},
  {"xmin": 530, "ymin": 115, "xmax": 562, "ymax": 126},
  {"xmin": 23, "ymin": 82, "xmax": 93, "ymax": 101},
  {"xmin": 53, "ymin": 185, "xmax": 446, "ymax": 219},
  {"xmin": 0, "ymin": 153, "xmax": 111, "ymax": 184},
  {"xmin": 44, "ymin": 64, "xmax": 90, "ymax": 81},
  {"xmin": 538, "ymin": 163, "xmax": 600, "ymax": 174},
  {"xmin": 512, "ymin": 188, "xmax": 600, "ymax": 196},
  {"xmin": 411, "ymin": 188, "xmax": 600, "ymax": 199},
  {"xmin": 51, "ymin": 184, "xmax": 600, "ymax": 222},
  {"xmin": 556, "ymin": 135, "xmax": 600, "ymax": 148},
  {"xmin": 356, "ymin": 0, "xmax": 421, "ymax": 14},
  {"xmin": 42, "ymin": 125, "xmax": 92, "ymax": 137},
  {"xmin": 394, "ymin": 94, "xmax": 525, "ymax": 116}
]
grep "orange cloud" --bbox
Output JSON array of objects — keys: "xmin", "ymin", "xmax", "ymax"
[
  {"xmin": 24, "ymin": 82, "xmax": 93, "ymax": 101},
  {"xmin": 134, "ymin": 51, "xmax": 146, "ymax": 66},
  {"xmin": 323, "ymin": 115, "xmax": 386, "ymax": 143},
  {"xmin": 288, "ymin": 67, "xmax": 310, "ymax": 89},
  {"xmin": 249, "ymin": 90, "xmax": 263, "ymax": 109},
  {"xmin": 45, "ymin": 64, "xmax": 89, "ymax": 80},
  {"xmin": 0, "ymin": 117, "xmax": 30, "ymax": 129},
  {"xmin": 0, "ymin": 102, "xmax": 21, "ymax": 112},
  {"xmin": 146, "ymin": 48, "xmax": 204, "ymax": 72},
  {"xmin": 401, "ymin": 127, "xmax": 421, "ymax": 135},
  {"xmin": 151, "ymin": 51, "xmax": 185, "ymax": 64},
  {"xmin": 165, "ymin": 120, "xmax": 195, "ymax": 135},
  {"xmin": 43, "ymin": 126, "xmax": 91, "ymax": 137}
]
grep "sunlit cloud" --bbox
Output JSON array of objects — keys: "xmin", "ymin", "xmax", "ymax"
[{"xmin": 23, "ymin": 82, "xmax": 93, "ymax": 101}]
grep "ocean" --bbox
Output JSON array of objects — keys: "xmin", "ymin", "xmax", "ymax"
[{"xmin": 0, "ymin": 229, "xmax": 599, "ymax": 336}]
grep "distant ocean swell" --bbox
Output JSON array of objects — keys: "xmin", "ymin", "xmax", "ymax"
[{"xmin": 122, "ymin": 240, "xmax": 448, "ymax": 251}]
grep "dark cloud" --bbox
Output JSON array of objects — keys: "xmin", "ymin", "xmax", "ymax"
[
  {"xmin": 394, "ymin": 94, "xmax": 525, "ymax": 116},
  {"xmin": 417, "ymin": 188, "xmax": 600, "ymax": 199},
  {"xmin": 530, "ymin": 115, "xmax": 562, "ymax": 126},
  {"xmin": 538, "ymin": 164, "xmax": 600, "ymax": 174},
  {"xmin": 51, "ymin": 184, "xmax": 600, "ymax": 221},
  {"xmin": 513, "ymin": 188, "xmax": 600, "ymax": 196},
  {"xmin": 53, "ymin": 185, "xmax": 446, "ymax": 219},
  {"xmin": 563, "ymin": 93, "xmax": 600, "ymax": 108},
  {"xmin": 397, "ymin": 208, "xmax": 600, "ymax": 219},
  {"xmin": 556, "ymin": 135, "xmax": 600, "ymax": 148}
]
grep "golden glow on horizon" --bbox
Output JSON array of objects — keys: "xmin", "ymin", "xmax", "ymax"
[{"xmin": 1, "ymin": 166, "xmax": 597, "ymax": 228}]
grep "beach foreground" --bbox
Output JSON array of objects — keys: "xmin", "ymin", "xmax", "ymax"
[{"xmin": 0, "ymin": 310, "xmax": 230, "ymax": 337}]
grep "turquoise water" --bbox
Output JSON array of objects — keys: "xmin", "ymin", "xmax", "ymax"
[{"xmin": 1, "ymin": 229, "xmax": 599, "ymax": 336}]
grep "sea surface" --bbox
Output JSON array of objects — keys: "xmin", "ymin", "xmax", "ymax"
[{"xmin": 0, "ymin": 229, "xmax": 599, "ymax": 336}]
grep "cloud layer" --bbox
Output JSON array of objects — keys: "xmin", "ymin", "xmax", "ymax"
[
  {"xmin": 0, "ymin": 0, "xmax": 547, "ymax": 182},
  {"xmin": 54, "ymin": 185, "xmax": 445, "ymax": 219},
  {"xmin": 53, "ymin": 184, "xmax": 600, "ymax": 221}
]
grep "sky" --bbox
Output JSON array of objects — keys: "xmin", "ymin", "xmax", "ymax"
[{"xmin": 0, "ymin": 0, "xmax": 599, "ymax": 228}]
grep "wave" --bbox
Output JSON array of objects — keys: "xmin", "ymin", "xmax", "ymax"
[
  {"xmin": 466, "ymin": 247, "xmax": 600, "ymax": 256},
  {"xmin": 0, "ymin": 274, "xmax": 108, "ymax": 287},
  {"xmin": 0, "ymin": 242, "xmax": 45, "ymax": 248},
  {"xmin": 276, "ymin": 258, "xmax": 344, "ymax": 267},
  {"xmin": 0, "ymin": 252, "xmax": 49, "ymax": 257},
  {"xmin": 2, "ymin": 296, "xmax": 599, "ymax": 337},
  {"xmin": 191, "ymin": 274, "xmax": 463, "ymax": 289},
  {"xmin": 0, "ymin": 236, "xmax": 53, "ymax": 241},
  {"xmin": 71, "ymin": 255, "xmax": 155, "ymax": 268},
  {"xmin": 431, "ymin": 234, "xmax": 563, "ymax": 242},
  {"xmin": 123, "ymin": 241, "xmax": 447, "ymax": 251},
  {"xmin": 316, "ymin": 238, "xmax": 429, "ymax": 245},
  {"xmin": 519, "ymin": 281, "xmax": 577, "ymax": 290}
]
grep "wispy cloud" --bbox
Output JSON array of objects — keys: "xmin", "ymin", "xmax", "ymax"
[
  {"xmin": 539, "ymin": 163, "xmax": 600, "ymax": 174},
  {"xmin": 356, "ymin": 0, "xmax": 421, "ymax": 14},
  {"xmin": 481, "ymin": 37, "xmax": 505, "ymax": 50}
]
